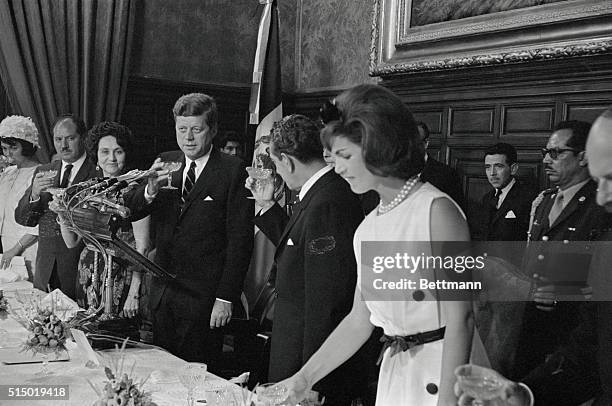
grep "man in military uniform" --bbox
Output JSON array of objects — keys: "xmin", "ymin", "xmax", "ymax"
[{"xmin": 511, "ymin": 120, "xmax": 612, "ymax": 380}]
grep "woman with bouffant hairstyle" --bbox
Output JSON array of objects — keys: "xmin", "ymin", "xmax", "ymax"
[{"xmin": 277, "ymin": 84, "xmax": 473, "ymax": 406}]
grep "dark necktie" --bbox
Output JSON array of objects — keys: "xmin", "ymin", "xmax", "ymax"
[
  {"xmin": 491, "ymin": 188, "xmax": 502, "ymax": 211},
  {"xmin": 60, "ymin": 164, "xmax": 73, "ymax": 188},
  {"xmin": 182, "ymin": 161, "xmax": 196, "ymax": 203}
]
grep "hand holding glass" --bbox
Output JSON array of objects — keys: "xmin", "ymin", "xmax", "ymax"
[
  {"xmin": 455, "ymin": 365, "xmax": 506, "ymax": 406},
  {"xmin": 246, "ymin": 166, "xmax": 274, "ymax": 200},
  {"xmin": 160, "ymin": 161, "xmax": 182, "ymax": 190}
]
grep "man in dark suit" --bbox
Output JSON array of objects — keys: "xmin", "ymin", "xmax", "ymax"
[
  {"xmin": 15, "ymin": 115, "xmax": 97, "ymax": 299},
  {"xmin": 247, "ymin": 115, "xmax": 367, "ymax": 405},
  {"xmin": 480, "ymin": 143, "xmax": 536, "ymax": 242},
  {"xmin": 417, "ymin": 122, "xmax": 465, "ymax": 210},
  {"xmin": 456, "ymin": 112, "xmax": 612, "ymax": 406},
  {"xmin": 126, "ymin": 93, "xmax": 253, "ymax": 370}
]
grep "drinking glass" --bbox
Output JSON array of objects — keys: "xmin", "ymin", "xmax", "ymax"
[
  {"xmin": 34, "ymin": 346, "xmax": 65, "ymax": 376},
  {"xmin": 160, "ymin": 161, "xmax": 182, "ymax": 190},
  {"xmin": 178, "ymin": 362, "xmax": 207, "ymax": 406},
  {"xmin": 0, "ymin": 155, "xmax": 10, "ymax": 172},
  {"xmin": 38, "ymin": 169, "xmax": 59, "ymax": 191},
  {"xmin": 246, "ymin": 166, "xmax": 273, "ymax": 199},
  {"xmin": 456, "ymin": 367, "xmax": 505, "ymax": 406},
  {"xmin": 255, "ymin": 383, "xmax": 288, "ymax": 406}
]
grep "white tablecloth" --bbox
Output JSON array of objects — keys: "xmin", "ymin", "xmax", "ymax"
[{"xmin": 0, "ymin": 282, "xmax": 244, "ymax": 405}]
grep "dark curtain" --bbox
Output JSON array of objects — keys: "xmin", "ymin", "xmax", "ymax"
[{"xmin": 0, "ymin": 0, "xmax": 136, "ymax": 161}]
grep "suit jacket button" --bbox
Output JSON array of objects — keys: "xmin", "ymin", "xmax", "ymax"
[
  {"xmin": 542, "ymin": 236, "xmax": 549, "ymax": 241},
  {"xmin": 413, "ymin": 290, "xmax": 425, "ymax": 301},
  {"xmin": 426, "ymin": 383, "xmax": 438, "ymax": 394},
  {"xmin": 537, "ymin": 254, "xmax": 545, "ymax": 260}
]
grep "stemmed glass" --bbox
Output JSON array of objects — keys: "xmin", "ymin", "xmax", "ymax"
[
  {"xmin": 35, "ymin": 346, "xmax": 64, "ymax": 376},
  {"xmin": 178, "ymin": 362, "xmax": 207, "ymax": 406},
  {"xmin": 160, "ymin": 161, "xmax": 182, "ymax": 190},
  {"xmin": 256, "ymin": 383, "xmax": 289, "ymax": 406},
  {"xmin": 0, "ymin": 155, "xmax": 11, "ymax": 173},
  {"xmin": 246, "ymin": 166, "xmax": 273, "ymax": 200},
  {"xmin": 455, "ymin": 366, "xmax": 505, "ymax": 406}
]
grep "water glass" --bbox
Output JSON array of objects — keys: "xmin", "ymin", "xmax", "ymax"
[
  {"xmin": 456, "ymin": 368, "xmax": 504, "ymax": 405},
  {"xmin": 256, "ymin": 383, "xmax": 288, "ymax": 406},
  {"xmin": 160, "ymin": 161, "xmax": 182, "ymax": 190},
  {"xmin": 178, "ymin": 362, "xmax": 207, "ymax": 406}
]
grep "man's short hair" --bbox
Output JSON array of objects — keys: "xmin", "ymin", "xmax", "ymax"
[
  {"xmin": 553, "ymin": 120, "xmax": 591, "ymax": 152},
  {"xmin": 484, "ymin": 142, "xmax": 517, "ymax": 165},
  {"xmin": 53, "ymin": 114, "xmax": 87, "ymax": 137},
  {"xmin": 172, "ymin": 93, "xmax": 218, "ymax": 132},
  {"xmin": 270, "ymin": 114, "xmax": 323, "ymax": 163},
  {"xmin": 416, "ymin": 121, "xmax": 430, "ymax": 141}
]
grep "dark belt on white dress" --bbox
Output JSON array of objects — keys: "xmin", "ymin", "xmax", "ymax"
[{"xmin": 376, "ymin": 326, "xmax": 446, "ymax": 365}]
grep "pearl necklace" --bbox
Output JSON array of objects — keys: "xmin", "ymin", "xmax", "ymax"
[{"xmin": 377, "ymin": 176, "xmax": 419, "ymax": 215}]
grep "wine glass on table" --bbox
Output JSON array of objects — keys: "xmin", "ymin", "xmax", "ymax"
[
  {"xmin": 178, "ymin": 362, "xmax": 207, "ymax": 406},
  {"xmin": 160, "ymin": 161, "xmax": 182, "ymax": 190}
]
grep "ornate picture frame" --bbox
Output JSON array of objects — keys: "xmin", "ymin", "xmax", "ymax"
[{"xmin": 370, "ymin": 0, "xmax": 612, "ymax": 76}]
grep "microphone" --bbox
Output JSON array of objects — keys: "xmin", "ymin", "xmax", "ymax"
[{"xmin": 88, "ymin": 196, "xmax": 131, "ymax": 218}]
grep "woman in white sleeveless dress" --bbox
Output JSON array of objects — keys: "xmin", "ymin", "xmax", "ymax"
[{"xmin": 277, "ymin": 84, "xmax": 473, "ymax": 405}]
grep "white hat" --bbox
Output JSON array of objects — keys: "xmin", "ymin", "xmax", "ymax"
[{"xmin": 0, "ymin": 115, "xmax": 40, "ymax": 148}]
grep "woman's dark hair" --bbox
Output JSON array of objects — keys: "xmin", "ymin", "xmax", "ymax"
[
  {"xmin": 86, "ymin": 121, "xmax": 135, "ymax": 169},
  {"xmin": 320, "ymin": 84, "xmax": 424, "ymax": 179},
  {"xmin": 0, "ymin": 137, "xmax": 37, "ymax": 157}
]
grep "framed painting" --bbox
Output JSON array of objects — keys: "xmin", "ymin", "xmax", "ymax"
[{"xmin": 370, "ymin": 0, "xmax": 612, "ymax": 75}]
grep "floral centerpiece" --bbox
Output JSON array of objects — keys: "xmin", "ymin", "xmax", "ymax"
[
  {"xmin": 20, "ymin": 307, "xmax": 68, "ymax": 356},
  {"xmin": 89, "ymin": 338, "xmax": 157, "ymax": 406},
  {"xmin": 0, "ymin": 290, "xmax": 8, "ymax": 313}
]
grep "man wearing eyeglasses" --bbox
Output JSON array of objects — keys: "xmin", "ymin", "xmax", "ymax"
[{"xmin": 511, "ymin": 120, "xmax": 612, "ymax": 384}]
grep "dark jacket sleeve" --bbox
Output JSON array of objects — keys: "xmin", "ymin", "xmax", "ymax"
[
  {"xmin": 301, "ymin": 200, "xmax": 360, "ymax": 361},
  {"xmin": 215, "ymin": 161, "xmax": 254, "ymax": 303},
  {"xmin": 15, "ymin": 167, "xmax": 49, "ymax": 227},
  {"xmin": 254, "ymin": 203, "xmax": 288, "ymax": 246}
]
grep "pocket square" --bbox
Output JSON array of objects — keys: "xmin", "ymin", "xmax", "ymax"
[
  {"xmin": 505, "ymin": 210, "xmax": 516, "ymax": 219},
  {"xmin": 203, "ymin": 196, "xmax": 214, "ymax": 201},
  {"xmin": 287, "ymin": 238, "xmax": 294, "ymax": 246}
]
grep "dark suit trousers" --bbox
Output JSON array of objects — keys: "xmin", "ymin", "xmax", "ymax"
[{"xmin": 152, "ymin": 284, "xmax": 223, "ymax": 371}]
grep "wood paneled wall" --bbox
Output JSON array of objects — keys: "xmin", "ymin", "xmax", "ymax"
[
  {"xmin": 294, "ymin": 55, "xmax": 612, "ymax": 228},
  {"xmin": 122, "ymin": 77, "xmax": 253, "ymax": 168}
]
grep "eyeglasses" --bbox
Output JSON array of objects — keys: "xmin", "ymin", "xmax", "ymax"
[{"xmin": 541, "ymin": 147, "xmax": 577, "ymax": 159}]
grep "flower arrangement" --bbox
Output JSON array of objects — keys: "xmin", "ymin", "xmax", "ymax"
[
  {"xmin": 89, "ymin": 338, "xmax": 157, "ymax": 406},
  {"xmin": 20, "ymin": 307, "xmax": 68, "ymax": 356},
  {"xmin": 0, "ymin": 290, "xmax": 8, "ymax": 313}
]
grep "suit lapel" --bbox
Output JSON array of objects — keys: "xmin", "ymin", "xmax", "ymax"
[
  {"xmin": 275, "ymin": 170, "xmax": 335, "ymax": 252},
  {"xmin": 172, "ymin": 156, "xmax": 186, "ymax": 190},
  {"xmin": 179, "ymin": 150, "xmax": 221, "ymax": 219},
  {"xmin": 72, "ymin": 157, "xmax": 96, "ymax": 184},
  {"xmin": 491, "ymin": 181, "xmax": 518, "ymax": 225},
  {"xmin": 549, "ymin": 181, "xmax": 595, "ymax": 230}
]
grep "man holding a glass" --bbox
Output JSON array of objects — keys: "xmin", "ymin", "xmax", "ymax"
[
  {"xmin": 15, "ymin": 115, "xmax": 97, "ymax": 299},
  {"xmin": 125, "ymin": 93, "xmax": 253, "ymax": 370}
]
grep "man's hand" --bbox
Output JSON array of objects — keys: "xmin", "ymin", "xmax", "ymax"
[
  {"xmin": 146, "ymin": 158, "xmax": 170, "ymax": 197},
  {"xmin": 0, "ymin": 246, "xmax": 21, "ymax": 269},
  {"xmin": 209, "ymin": 300, "xmax": 232, "ymax": 328},
  {"xmin": 454, "ymin": 365, "xmax": 532, "ymax": 406},
  {"xmin": 31, "ymin": 172, "xmax": 55, "ymax": 200},
  {"xmin": 245, "ymin": 176, "xmax": 275, "ymax": 211}
]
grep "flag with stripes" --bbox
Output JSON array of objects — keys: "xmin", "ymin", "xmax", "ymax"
[
  {"xmin": 243, "ymin": 0, "xmax": 284, "ymax": 319},
  {"xmin": 249, "ymin": 0, "xmax": 282, "ymax": 143}
]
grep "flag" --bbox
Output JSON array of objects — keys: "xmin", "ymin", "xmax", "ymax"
[
  {"xmin": 249, "ymin": 0, "xmax": 282, "ymax": 144},
  {"xmin": 244, "ymin": 0, "xmax": 283, "ymax": 319}
]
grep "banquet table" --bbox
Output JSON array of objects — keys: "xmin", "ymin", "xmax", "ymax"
[{"xmin": 0, "ymin": 281, "xmax": 246, "ymax": 406}]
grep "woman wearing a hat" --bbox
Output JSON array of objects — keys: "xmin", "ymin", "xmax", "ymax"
[{"xmin": 0, "ymin": 115, "xmax": 41, "ymax": 278}]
